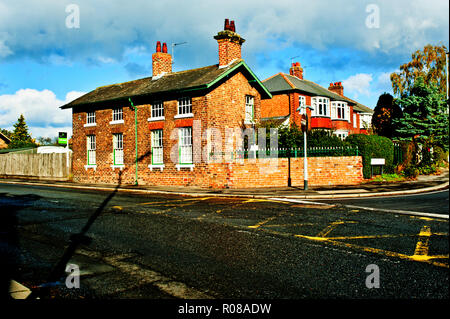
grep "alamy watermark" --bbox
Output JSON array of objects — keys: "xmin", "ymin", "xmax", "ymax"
[
  {"xmin": 365, "ymin": 4, "xmax": 380, "ymax": 29},
  {"xmin": 65, "ymin": 4, "xmax": 80, "ymax": 29},
  {"xmin": 65, "ymin": 263, "xmax": 80, "ymax": 288},
  {"xmin": 365, "ymin": 264, "xmax": 380, "ymax": 289}
]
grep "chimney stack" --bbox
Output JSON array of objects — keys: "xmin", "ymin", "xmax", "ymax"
[
  {"xmin": 152, "ymin": 41, "xmax": 172, "ymax": 78},
  {"xmin": 289, "ymin": 62, "xmax": 303, "ymax": 80},
  {"xmin": 328, "ymin": 81, "xmax": 344, "ymax": 96},
  {"xmin": 214, "ymin": 19, "xmax": 245, "ymax": 67}
]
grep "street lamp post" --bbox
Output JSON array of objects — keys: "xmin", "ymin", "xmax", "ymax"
[{"xmin": 297, "ymin": 104, "xmax": 313, "ymax": 190}]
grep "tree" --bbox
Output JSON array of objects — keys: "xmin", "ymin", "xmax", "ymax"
[
  {"xmin": 8, "ymin": 114, "xmax": 37, "ymax": 149},
  {"xmin": 393, "ymin": 77, "xmax": 448, "ymax": 164},
  {"xmin": 390, "ymin": 44, "xmax": 448, "ymax": 97},
  {"xmin": 0, "ymin": 127, "xmax": 12, "ymax": 139},
  {"xmin": 371, "ymin": 92, "xmax": 403, "ymax": 138}
]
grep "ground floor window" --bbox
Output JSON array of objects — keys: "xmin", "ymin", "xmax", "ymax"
[
  {"xmin": 151, "ymin": 129, "xmax": 164, "ymax": 164},
  {"xmin": 334, "ymin": 130, "xmax": 348, "ymax": 140},
  {"xmin": 113, "ymin": 133, "xmax": 124, "ymax": 165},
  {"xmin": 179, "ymin": 127, "xmax": 192, "ymax": 164},
  {"xmin": 87, "ymin": 135, "xmax": 96, "ymax": 165}
]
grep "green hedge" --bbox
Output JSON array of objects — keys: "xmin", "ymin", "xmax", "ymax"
[{"xmin": 345, "ymin": 134, "xmax": 394, "ymax": 179}]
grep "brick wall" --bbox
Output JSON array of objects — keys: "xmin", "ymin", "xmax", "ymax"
[{"xmin": 225, "ymin": 156, "xmax": 363, "ymax": 188}]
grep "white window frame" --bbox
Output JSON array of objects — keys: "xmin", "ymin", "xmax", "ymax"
[
  {"xmin": 84, "ymin": 111, "xmax": 96, "ymax": 127},
  {"xmin": 110, "ymin": 107, "xmax": 124, "ymax": 124},
  {"xmin": 334, "ymin": 130, "xmax": 349, "ymax": 140},
  {"xmin": 311, "ymin": 97, "xmax": 330, "ymax": 117},
  {"xmin": 112, "ymin": 133, "xmax": 124, "ymax": 167},
  {"xmin": 148, "ymin": 101, "xmax": 165, "ymax": 122},
  {"xmin": 299, "ymin": 95, "xmax": 306, "ymax": 110},
  {"xmin": 85, "ymin": 135, "xmax": 96, "ymax": 169},
  {"xmin": 331, "ymin": 101, "xmax": 348, "ymax": 120},
  {"xmin": 175, "ymin": 97, "xmax": 193, "ymax": 119},
  {"xmin": 150, "ymin": 129, "xmax": 164, "ymax": 167},
  {"xmin": 244, "ymin": 95, "xmax": 255, "ymax": 124},
  {"xmin": 176, "ymin": 127, "xmax": 194, "ymax": 170},
  {"xmin": 353, "ymin": 113, "xmax": 357, "ymax": 128}
]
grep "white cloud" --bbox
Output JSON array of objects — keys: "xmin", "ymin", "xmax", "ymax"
[
  {"xmin": 342, "ymin": 73, "xmax": 373, "ymax": 98},
  {"xmin": 0, "ymin": 89, "xmax": 85, "ymax": 138},
  {"xmin": 0, "ymin": 0, "xmax": 447, "ymax": 67}
]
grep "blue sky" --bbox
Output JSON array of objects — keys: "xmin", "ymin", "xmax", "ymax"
[{"xmin": 0, "ymin": 0, "xmax": 448, "ymax": 139}]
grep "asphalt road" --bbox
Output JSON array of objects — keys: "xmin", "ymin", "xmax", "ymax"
[
  {"xmin": 317, "ymin": 189, "xmax": 449, "ymax": 215},
  {"xmin": 1, "ymin": 182, "xmax": 448, "ymax": 300}
]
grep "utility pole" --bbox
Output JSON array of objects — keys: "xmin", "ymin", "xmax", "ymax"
[{"xmin": 297, "ymin": 104, "xmax": 313, "ymax": 190}]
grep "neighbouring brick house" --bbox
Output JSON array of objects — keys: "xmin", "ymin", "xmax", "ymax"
[
  {"xmin": 60, "ymin": 20, "xmax": 273, "ymax": 186},
  {"xmin": 0, "ymin": 132, "xmax": 11, "ymax": 149},
  {"xmin": 261, "ymin": 62, "xmax": 374, "ymax": 139}
]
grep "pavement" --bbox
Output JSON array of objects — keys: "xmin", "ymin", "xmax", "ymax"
[{"xmin": 0, "ymin": 168, "xmax": 448, "ymax": 199}]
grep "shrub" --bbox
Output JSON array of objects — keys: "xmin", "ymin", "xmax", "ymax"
[
  {"xmin": 433, "ymin": 146, "xmax": 447, "ymax": 164},
  {"xmin": 346, "ymin": 134, "xmax": 394, "ymax": 179},
  {"xmin": 418, "ymin": 164, "xmax": 438, "ymax": 175},
  {"xmin": 402, "ymin": 165, "xmax": 419, "ymax": 178}
]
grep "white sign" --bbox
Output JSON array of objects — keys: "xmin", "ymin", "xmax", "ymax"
[{"xmin": 371, "ymin": 158, "xmax": 385, "ymax": 165}]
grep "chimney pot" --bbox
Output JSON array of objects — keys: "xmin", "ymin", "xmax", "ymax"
[
  {"xmin": 156, "ymin": 41, "xmax": 161, "ymax": 53},
  {"xmin": 224, "ymin": 19, "xmax": 230, "ymax": 30},
  {"xmin": 230, "ymin": 20, "xmax": 235, "ymax": 32},
  {"xmin": 162, "ymin": 42, "xmax": 168, "ymax": 53}
]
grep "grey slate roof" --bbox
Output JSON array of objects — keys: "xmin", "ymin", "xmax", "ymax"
[
  {"xmin": 263, "ymin": 73, "xmax": 373, "ymax": 114},
  {"xmin": 61, "ymin": 60, "xmax": 271, "ymax": 109}
]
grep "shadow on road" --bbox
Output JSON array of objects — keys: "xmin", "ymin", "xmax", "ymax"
[
  {"xmin": 27, "ymin": 151, "xmax": 151, "ymax": 299},
  {"xmin": 0, "ymin": 193, "xmax": 42, "ymax": 300}
]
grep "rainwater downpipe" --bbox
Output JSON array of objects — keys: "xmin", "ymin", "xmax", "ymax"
[{"xmin": 129, "ymin": 98, "xmax": 138, "ymax": 185}]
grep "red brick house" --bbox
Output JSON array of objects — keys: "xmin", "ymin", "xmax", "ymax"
[
  {"xmin": 0, "ymin": 132, "xmax": 11, "ymax": 149},
  {"xmin": 261, "ymin": 62, "xmax": 373, "ymax": 138},
  {"xmin": 60, "ymin": 20, "xmax": 272, "ymax": 186}
]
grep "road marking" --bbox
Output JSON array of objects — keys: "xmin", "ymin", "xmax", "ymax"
[
  {"xmin": 77, "ymin": 249, "xmax": 213, "ymax": 299},
  {"xmin": 263, "ymin": 223, "xmax": 314, "ymax": 228},
  {"xmin": 316, "ymin": 220, "xmax": 357, "ymax": 238},
  {"xmin": 342, "ymin": 204, "xmax": 449, "ymax": 220},
  {"xmin": 412, "ymin": 226, "xmax": 431, "ymax": 260},
  {"xmin": 248, "ymin": 216, "xmax": 278, "ymax": 229},
  {"xmin": 294, "ymin": 234, "xmax": 449, "ymax": 268},
  {"xmin": 269, "ymin": 197, "xmax": 334, "ymax": 206}
]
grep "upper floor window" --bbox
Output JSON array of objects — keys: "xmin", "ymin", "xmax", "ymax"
[
  {"xmin": 245, "ymin": 95, "xmax": 254, "ymax": 123},
  {"xmin": 331, "ymin": 102, "xmax": 348, "ymax": 120},
  {"xmin": 299, "ymin": 95, "xmax": 306, "ymax": 112},
  {"xmin": 311, "ymin": 97, "xmax": 329, "ymax": 117},
  {"xmin": 151, "ymin": 101, "xmax": 164, "ymax": 119},
  {"xmin": 87, "ymin": 111, "xmax": 96, "ymax": 124},
  {"xmin": 112, "ymin": 107, "xmax": 123, "ymax": 122},
  {"xmin": 177, "ymin": 97, "xmax": 192, "ymax": 116}
]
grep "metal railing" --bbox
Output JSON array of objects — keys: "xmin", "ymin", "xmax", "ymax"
[{"xmin": 210, "ymin": 146, "xmax": 359, "ymax": 160}]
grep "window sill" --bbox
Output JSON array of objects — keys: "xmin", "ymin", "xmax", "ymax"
[
  {"xmin": 84, "ymin": 165, "xmax": 97, "ymax": 170},
  {"xmin": 148, "ymin": 117, "xmax": 165, "ymax": 122},
  {"xmin": 174, "ymin": 113, "xmax": 193, "ymax": 119},
  {"xmin": 244, "ymin": 119, "xmax": 255, "ymax": 125},
  {"xmin": 176, "ymin": 164, "xmax": 194, "ymax": 171},
  {"xmin": 84, "ymin": 123, "xmax": 97, "ymax": 127},
  {"xmin": 331, "ymin": 118, "xmax": 348, "ymax": 121},
  {"xmin": 111, "ymin": 164, "xmax": 125, "ymax": 170},
  {"xmin": 110, "ymin": 120, "xmax": 124, "ymax": 125},
  {"xmin": 148, "ymin": 164, "xmax": 165, "ymax": 171}
]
